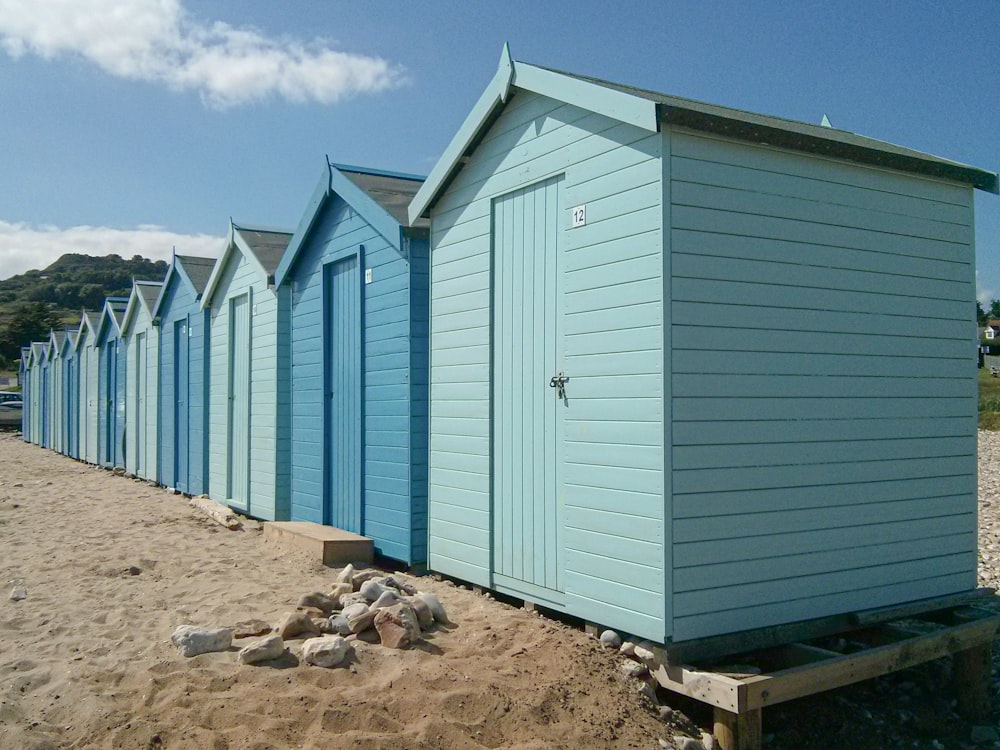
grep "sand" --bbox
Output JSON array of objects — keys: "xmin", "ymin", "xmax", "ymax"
[{"xmin": 0, "ymin": 433, "xmax": 669, "ymax": 750}]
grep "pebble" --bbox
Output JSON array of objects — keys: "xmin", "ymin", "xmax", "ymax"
[
  {"xmin": 237, "ymin": 634, "xmax": 285, "ymax": 664},
  {"xmin": 599, "ymin": 629, "xmax": 622, "ymax": 649},
  {"xmin": 378, "ymin": 576, "xmax": 418, "ymax": 596},
  {"xmin": 301, "ymin": 636, "xmax": 350, "ymax": 667},
  {"xmin": 232, "ymin": 619, "xmax": 272, "ymax": 638},
  {"xmin": 675, "ymin": 737, "xmax": 704, "ymax": 750},
  {"xmin": 9, "ymin": 586, "xmax": 27, "ymax": 601},
  {"xmin": 348, "ymin": 609, "xmax": 377, "ymax": 634},
  {"xmin": 340, "ymin": 591, "xmax": 367, "ymax": 608},
  {"xmin": 620, "ymin": 640, "xmax": 636, "ymax": 657},
  {"xmin": 341, "ymin": 602, "xmax": 370, "ymax": 621},
  {"xmin": 170, "ymin": 625, "xmax": 234, "ymax": 657},
  {"xmin": 659, "ymin": 706, "xmax": 674, "ymax": 722},
  {"xmin": 634, "ymin": 641, "xmax": 658, "ymax": 664},
  {"xmin": 405, "ymin": 596, "xmax": 434, "ymax": 630},
  {"xmin": 327, "ymin": 582, "xmax": 353, "ymax": 607}
]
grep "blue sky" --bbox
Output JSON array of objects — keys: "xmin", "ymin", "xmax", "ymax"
[{"xmin": 1, "ymin": 0, "xmax": 997, "ymax": 301}]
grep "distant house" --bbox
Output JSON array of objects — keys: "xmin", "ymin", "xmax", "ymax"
[{"xmin": 202, "ymin": 223, "xmax": 292, "ymax": 520}]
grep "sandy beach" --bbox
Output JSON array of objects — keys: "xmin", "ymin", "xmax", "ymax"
[{"xmin": 0, "ymin": 432, "xmax": 670, "ymax": 749}]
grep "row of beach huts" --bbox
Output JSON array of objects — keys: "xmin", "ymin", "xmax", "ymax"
[{"xmin": 14, "ymin": 48, "xmax": 999, "ymax": 648}]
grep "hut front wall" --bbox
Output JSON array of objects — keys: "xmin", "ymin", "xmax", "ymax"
[
  {"xmin": 666, "ymin": 127, "xmax": 978, "ymax": 641},
  {"xmin": 159, "ymin": 278, "xmax": 210, "ymax": 495},
  {"xmin": 428, "ymin": 89, "xmax": 667, "ymax": 639},
  {"xmin": 287, "ymin": 195, "xmax": 429, "ymax": 564},
  {"xmin": 83, "ymin": 338, "xmax": 100, "ymax": 464},
  {"xmin": 125, "ymin": 312, "xmax": 159, "ymax": 481},
  {"xmin": 206, "ymin": 253, "xmax": 288, "ymax": 520}
]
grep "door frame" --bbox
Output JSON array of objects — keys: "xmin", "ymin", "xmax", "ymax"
[{"xmin": 227, "ymin": 292, "xmax": 252, "ymax": 508}]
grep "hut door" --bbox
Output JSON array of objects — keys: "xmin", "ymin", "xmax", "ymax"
[
  {"xmin": 102, "ymin": 345, "xmax": 114, "ymax": 465},
  {"xmin": 136, "ymin": 332, "xmax": 146, "ymax": 475},
  {"xmin": 174, "ymin": 320, "xmax": 189, "ymax": 492},
  {"xmin": 323, "ymin": 256, "xmax": 362, "ymax": 531},
  {"xmin": 492, "ymin": 175, "xmax": 565, "ymax": 597},
  {"xmin": 228, "ymin": 295, "xmax": 251, "ymax": 509}
]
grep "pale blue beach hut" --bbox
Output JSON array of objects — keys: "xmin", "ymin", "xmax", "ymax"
[
  {"xmin": 122, "ymin": 280, "xmax": 163, "ymax": 480},
  {"xmin": 274, "ymin": 161, "xmax": 430, "ymax": 564},
  {"xmin": 74, "ymin": 311, "xmax": 101, "ymax": 465},
  {"xmin": 19, "ymin": 347, "xmax": 30, "ymax": 440},
  {"xmin": 410, "ymin": 48, "xmax": 998, "ymax": 645},
  {"xmin": 96, "ymin": 297, "xmax": 128, "ymax": 468},
  {"xmin": 59, "ymin": 329, "xmax": 78, "ymax": 458},
  {"xmin": 28, "ymin": 342, "xmax": 46, "ymax": 445},
  {"xmin": 46, "ymin": 331, "xmax": 65, "ymax": 452},
  {"xmin": 154, "ymin": 254, "xmax": 216, "ymax": 495},
  {"xmin": 202, "ymin": 223, "xmax": 292, "ymax": 520}
]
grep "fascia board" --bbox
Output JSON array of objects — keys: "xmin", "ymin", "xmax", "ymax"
[{"xmin": 274, "ymin": 166, "xmax": 332, "ymax": 288}]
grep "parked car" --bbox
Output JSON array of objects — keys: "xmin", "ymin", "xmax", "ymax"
[{"xmin": 0, "ymin": 391, "xmax": 23, "ymax": 428}]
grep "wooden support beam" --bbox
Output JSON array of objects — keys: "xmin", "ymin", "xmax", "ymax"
[
  {"xmin": 954, "ymin": 642, "xmax": 993, "ymax": 720},
  {"xmin": 714, "ymin": 707, "xmax": 762, "ymax": 750},
  {"xmin": 584, "ymin": 622, "xmax": 600, "ymax": 637}
]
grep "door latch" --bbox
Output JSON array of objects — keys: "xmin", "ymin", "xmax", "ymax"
[{"xmin": 549, "ymin": 372, "xmax": 569, "ymax": 399}]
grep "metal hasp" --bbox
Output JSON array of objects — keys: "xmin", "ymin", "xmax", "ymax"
[{"xmin": 548, "ymin": 372, "xmax": 568, "ymax": 399}]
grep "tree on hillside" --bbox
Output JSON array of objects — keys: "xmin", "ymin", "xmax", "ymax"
[{"xmin": 0, "ymin": 302, "xmax": 62, "ymax": 361}]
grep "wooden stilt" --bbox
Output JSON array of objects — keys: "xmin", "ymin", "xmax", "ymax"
[
  {"xmin": 584, "ymin": 622, "xmax": 600, "ymax": 637},
  {"xmin": 713, "ymin": 707, "xmax": 762, "ymax": 750},
  {"xmin": 953, "ymin": 641, "xmax": 993, "ymax": 719}
]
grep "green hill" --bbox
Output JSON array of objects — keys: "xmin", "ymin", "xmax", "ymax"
[{"xmin": 0, "ymin": 253, "xmax": 169, "ymax": 366}]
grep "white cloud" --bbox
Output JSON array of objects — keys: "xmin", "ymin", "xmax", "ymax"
[
  {"xmin": 0, "ymin": 220, "xmax": 223, "ymax": 280},
  {"xmin": 0, "ymin": 0, "xmax": 404, "ymax": 107}
]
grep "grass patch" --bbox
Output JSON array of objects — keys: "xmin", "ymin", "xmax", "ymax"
[{"xmin": 980, "ymin": 369, "xmax": 1000, "ymax": 430}]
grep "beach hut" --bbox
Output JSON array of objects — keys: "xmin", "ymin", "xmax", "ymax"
[
  {"xmin": 202, "ymin": 223, "xmax": 292, "ymax": 520},
  {"xmin": 28, "ymin": 342, "xmax": 46, "ymax": 445},
  {"xmin": 19, "ymin": 347, "xmax": 30, "ymax": 440},
  {"xmin": 60, "ymin": 329, "xmax": 78, "ymax": 458},
  {"xmin": 75, "ymin": 311, "xmax": 101, "ymax": 464},
  {"xmin": 274, "ymin": 161, "xmax": 430, "ymax": 564},
  {"xmin": 154, "ymin": 254, "xmax": 216, "ymax": 495},
  {"xmin": 96, "ymin": 297, "xmax": 128, "ymax": 468},
  {"xmin": 121, "ymin": 280, "xmax": 163, "ymax": 480},
  {"xmin": 409, "ymin": 48, "xmax": 998, "ymax": 645},
  {"xmin": 40, "ymin": 342, "xmax": 51, "ymax": 449},
  {"xmin": 46, "ymin": 332, "xmax": 66, "ymax": 452}
]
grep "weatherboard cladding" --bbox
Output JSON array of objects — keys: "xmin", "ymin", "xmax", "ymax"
[
  {"xmin": 48, "ymin": 331, "xmax": 65, "ymax": 453},
  {"xmin": 60, "ymin": 331, "xmax": 78, "ymax": 458},
  {"xmin": 76, "ymin": 311, "xmax": 101, "ymax": 465},
  {"xmin": 96, "ymin": 298, "xmax": 128, "ymax": 468},
  {"xmin": 205, "ymin": 226, "xmax": 292, "ymax": 521},
  {"xmin": 281, "ymin": 163, "xmax": 429, "ymax": 565},
  {"xmin": 423, "ymin": 54, "xmax": 986, "ymax": 645},
  {"xmin": 20, "ymin": 348, "xmax": 30, "ymax": 441},
  {"xmin": 156, "ymin": 255, "xmax": 213, "ymax": 495}
]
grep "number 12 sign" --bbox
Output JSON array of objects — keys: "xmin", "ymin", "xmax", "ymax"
[{"xmin": 571, "ymin": 204, "xmax": 586, "ymax": 228}]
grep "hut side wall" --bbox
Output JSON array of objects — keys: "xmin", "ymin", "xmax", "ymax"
[
  {"xmin": 428, "ymin": 89, "xmax": 666, "ymax": 638},
  {"xmin": 125, "ymin": 308, "xmax": 159, "ymax": 481},
  {"xmin": 287, "ymin": 195, "xmax": 429, "ymax": 564},
  {"xmin": 666, "ymin": 128, "xmax": 978, "ymax": 640},
  {"xmin": 207, "ymin": 252, "xmax": 287, "ymax": 520},
  {"xmin": 83, "ymin": 337, "xmax": 100, "ymax": 464}
]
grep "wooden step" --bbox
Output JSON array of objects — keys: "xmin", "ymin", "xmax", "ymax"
[{"xmin": 263, "ymin": 521, "xmax": 373, "ymax": 566}]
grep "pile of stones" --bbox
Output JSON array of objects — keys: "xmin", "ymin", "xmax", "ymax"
[{"xmin": 170, "ymin": 563, "xmax": 448, "ymax": 668}]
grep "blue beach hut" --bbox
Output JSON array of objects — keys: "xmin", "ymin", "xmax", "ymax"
[
  {"xmin": 96, "ymin": 297, "xmax": 128, "ymax": 468},
  {"xmin": 74, "ymin": 311, "xmax": 101, "ymax": 464},
  {"xmin": 154, "ymin": 254, "xmax": 216, "ymax": 495},
  {"xmin": 46, "ymin": 332, "xmax": 64, "ymax": 451},
  {"xmin": 59, "ymin": 329, "xmax": 78, "ymax": 458},
  {"xmin": 202, "ymin": 223, "xmax": 292, "ymax": 520},
  {"xmin": 19, "ymin": 347, "xmax": 30, "ymax": 440},
  {"xmin": 122, "ymin": 280, "xmax": 163, "ymax": 481},
  {"xmin": 274, "ymin": 161, "xmax": 430, "ymax": 565},
  {"xmin": 410, "ymin": 48, "xmax": 998, "ymax": 646},
  {"xmin": 28, "ymin": 342, "xmax": 46, "ymax": 445}
]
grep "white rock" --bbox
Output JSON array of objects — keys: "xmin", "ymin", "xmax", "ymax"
[
  {"xmin": 370, "ymin": 590, "xmax": 401, "ymax": 610},
  {"xmin": 619, "ymin": 660, "xmax": 648, "ymax": 679},
  {"xmin": 327, "ymin": 615, "xmax": 352, "ymax": 636},
  {"xmin": 336, "ymin": 563, "xmax": 355, "ymax": 584},
  {"xmin": 675, "ymin": 737, "xmax": 704, "ymax": 750},
  {"xmin": 237, "ymin": 634, "xmax": 285, "ymax": 665},
  {"xmin": 634, "ymin": 641, "xmax": 658, "ymax": 664},
  {"xmin": 341, "ymin": 602, "xmax": 369, "ymax": 621},
  {"xmin": 619, "ymin": 640, "xmax": 636, "ymax": 657},
  {"xmin": 700, "ymin": 733, "xmax": 715, "ymax": 750},
  {"xmin": 360, "ymin": 579, "xmax": 386, "ymax": 602},
  {"xmin": 416, "ymin": 592, "xmax": 448, "ymax": 623},
  {"xmin": 599, "ymin": 629, "xmax": 621, "ymax": 649},
  {"xmin": 9, "ymin": 585, "xmax": 27, "ymax": 601},
  {"xmin": 301, "ymin": 636, "xmax": 350, "ymax": 667},
  {"xmin": 171, "ymin": 625, "xmax": 233, "ymax": 657}
]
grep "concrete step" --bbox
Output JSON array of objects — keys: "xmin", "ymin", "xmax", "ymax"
[{"xmin": 263, "ymin": 521, "xmax": 373, "ymax": 566}]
